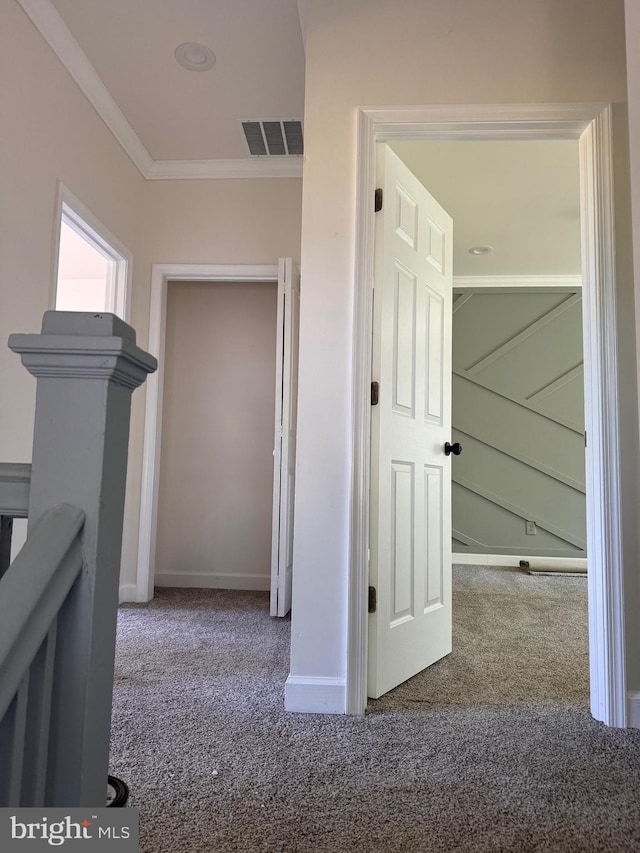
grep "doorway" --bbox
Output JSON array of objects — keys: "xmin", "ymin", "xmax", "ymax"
[
  {"xmin": 349, "ymin": 104, "xmax": 624, "ymax": 727},
  {"xmin": 136, "ymin": 261, "xmax": 299, "ymax": 615},
  {"xmin": 155, "ymin": 279, "xmax": 278, "ymax": 591}
]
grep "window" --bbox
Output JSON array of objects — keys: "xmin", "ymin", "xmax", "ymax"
[{"xmin": 54, "ymin": 187, "xmax": 130, "ymax": 320}]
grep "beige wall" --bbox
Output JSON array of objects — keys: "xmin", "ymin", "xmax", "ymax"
[
  {"xmin": 0, "ymin": 0, "xmax": 147, "ymax": 562},
  {"xmin": 0, "ymin": 0, "xmax": 145, "ymax": 463},
  {"xmin": 118, "ymin": 178, "xmax": 302, "ymax": 591},
  {"xmin": 155, "ymin": 280, "xmax": 278, "ymax": 589},
  {"xmin": 290, "ymin": 0, "xmax": 636, "ymax": 702},
  {"xmin": 0, "ymin": 2, "xmax": 304, "ymax": 592}
]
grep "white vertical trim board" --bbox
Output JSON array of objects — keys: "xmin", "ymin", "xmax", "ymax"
[
  {"xmin": 349, "ymin": 103, "xmax": 625, "ymax": 727},
  {"xmin": 284, "ymin": 676, "xmax": 346, "ymax": 714},
  {"xmin": 579, "ymin": 108, "xmax": 626, "ymax": 728},
  {"xmin": 134, "ymin": 264, "xmax": 279, "ymax": 604}
]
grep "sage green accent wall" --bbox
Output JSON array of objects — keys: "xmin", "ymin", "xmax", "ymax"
[{"xmin": 452, "ymin": 289, "xmax": 586, "ymax": 558}]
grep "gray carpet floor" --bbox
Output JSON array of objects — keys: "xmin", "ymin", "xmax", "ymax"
[{"xmin": 110, "ymin": 565, "xmax": 640, "ymax": 852}]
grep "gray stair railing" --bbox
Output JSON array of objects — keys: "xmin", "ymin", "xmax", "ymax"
[
  {"xmin": 0, "ymin": 463, "xmax": 31, "ymax": 579},
  {"xmin": 0, "ymin": 312, "xmax": 156, "ymax": 807}
]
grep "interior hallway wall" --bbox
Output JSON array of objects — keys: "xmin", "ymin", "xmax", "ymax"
[
  {"xmin": 155, "ymin": 279, "xmax": 278, "ymax": 590},
  {"xmin": 291, "ymin": 0, "xmax": 636, "ymax": 711},
  {"xmin": 120, "ymin": 178, "xmax": 303, "ymax": 595},
  {"xmin": 0, "ymin": 0, "xmax": 147, "ymax": 562},
  {"xmin": 0, "ymin": 0, "xmax": 145, "ymax": 461}
]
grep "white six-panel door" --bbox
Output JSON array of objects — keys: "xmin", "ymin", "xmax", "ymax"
[
  {"xmin": 368, "ymin": 146, "xmax": 454, "ymax": 698},
  {"xmin": 270, "ymin": 258, "xmax": 300, "ymax": 617}
]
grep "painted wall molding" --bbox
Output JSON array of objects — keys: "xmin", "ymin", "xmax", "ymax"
[
  {"xmin": 17, "ymin": 0, "xmax": 154, "ymax": 176},
  {"xmin": 453, "ymin": 554, "xmax": 587, "ymax": 570},
  {"xmin": 16, "ymin": 0, "xmax": 303, "ymax": 181},
  {"xmin": 147, "ymin": 158, "xmax": 303, "ymax": 180},
  {"xmin": 118, "ymin": 584, "xmax": 137, "ymax": 604},
  {"xmin": 453, "ymin": 275, "xmax": 582, "ymax": 289},
  {"xmin": 628, "ymin": 692, "xmax": 640, "ymax": 728},
  {"xmin": 154, "ymin": 572, "xmax": 270, "ymax": 591},
  {"xmin": 284, "ymin": 676, "xmax": 346, "ymax": 714}
]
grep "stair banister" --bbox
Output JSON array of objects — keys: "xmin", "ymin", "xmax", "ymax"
[{"xmin": 8, "ymin": 311, "xmax": 156, "ymax": 807}]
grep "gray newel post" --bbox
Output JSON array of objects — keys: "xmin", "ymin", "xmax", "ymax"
[{"xmin": 9, "ymin": 312, "xmax": 157, "ymax": 807}]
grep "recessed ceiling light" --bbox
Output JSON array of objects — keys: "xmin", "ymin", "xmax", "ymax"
[
  {"xmin": 175, "ymin": 42, "xmax": 216, "ymax": 72},
  {"xmin": 468, "ymin": 245, "xmax": 493, "ymax": 255}
]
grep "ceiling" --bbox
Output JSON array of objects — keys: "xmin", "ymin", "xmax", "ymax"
[
  {"xmin": 49, "ymin": 0, "xmax": 306, "ymax": 161},
  {"xmin": 24, "ymin": 3, "xmax": 581, "ymax": 277},
  {"xmin": 391, "ymin": 141, "xmax": 581, "ymax": 277}
]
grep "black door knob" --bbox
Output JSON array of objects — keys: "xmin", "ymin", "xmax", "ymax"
[{"xmin": 445, "ymin": 441, "xmax": 462, "ymax": 457}]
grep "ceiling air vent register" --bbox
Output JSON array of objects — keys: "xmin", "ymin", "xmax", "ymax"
[{"xmin": 241, "ymin": 120, "xmax": 303, "ymax": 156}]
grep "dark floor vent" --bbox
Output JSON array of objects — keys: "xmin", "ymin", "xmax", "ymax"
[{"xmin": 241, "ymin": 120, "xmax": 303, "ymax": 156}]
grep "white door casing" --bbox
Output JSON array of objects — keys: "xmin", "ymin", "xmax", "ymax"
[
  {"xmin": 368, "ymin": 146, "xmax": 454, "ymax": 699},
  {"xmin": 348, "ymin": 104, "xmax": 624, "ymax": 727},
  {"xmin": 270, "ymin": 258, "xmax": 300, "ymax": 617},
  {"xmin": 135, "ymin": 264, "xmax": 279, "ymax": 604}
]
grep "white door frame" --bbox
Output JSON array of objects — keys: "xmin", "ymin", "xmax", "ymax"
[
  {"xmin": 348, "ymin": 103, "xmax": 626, "ymax": 726},
  {"xmin": 135, "ymin": 263, "xmax": 279, "ymax": 603}
]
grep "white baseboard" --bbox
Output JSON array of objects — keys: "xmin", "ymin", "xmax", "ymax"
[
  {"xmin": 453, "ymin": 553, "xmax": 587, "ymax": 571},
  {"xmin": 154, "ymin": 572, "xmax": 270, "ymax": 591},
  {"xmin": 119, "ymin": 584, "xmax": 138, "ymax": 604},
  {"xmin": 628, "ymin": 692, "xmax": 640, "ymax": 728},
  {"xmin": 284, "ymin": 675, "xmax": 346, "ymax": 714}
]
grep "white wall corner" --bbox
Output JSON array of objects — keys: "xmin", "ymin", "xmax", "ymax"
[
  {"xmin": 628, "ymin": 692, "xmax": 640, "ymax": 728},
  {"xmin": 284, "ymin": 675, "xmax": 346, "ymax": 714}
]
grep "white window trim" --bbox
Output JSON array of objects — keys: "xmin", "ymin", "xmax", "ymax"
[{"xmin": 52, "ymin": 183, "xmax": 132, "ymax": 321}]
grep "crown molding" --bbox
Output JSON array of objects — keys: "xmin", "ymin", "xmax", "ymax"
[
  {"xmin": 17, "ymin": 0, "xmax": 303, "ymax": 181},
  {"xmin": 147, "ymin": 158, "xmax": 303, "ymax": 180},
  {"xmin": 453, "ymin": 274, "xmax": 583, "ymax": 289},
  {"xmin": 17, "ymin": 0, "xmax": 154, "ymax": 176}
]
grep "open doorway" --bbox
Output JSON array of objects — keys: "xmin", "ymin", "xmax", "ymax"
[
  {"xmin": 349, "ymin": 104, "xmax": 623, "ymax": 727},
  {"xmin": 387, "ymin": 138, "xmax": 586, "ymax": 568},
  {"xmin": 366, "ymin": 139, "xmax": 588, "ymax": 708},
  {"xmin": 155, "ymin": 279, "xmax": 278, "ymax": 592},
  {"xmin": 135, "ymin": 261, "xmax": 299, "ymax": 614}
]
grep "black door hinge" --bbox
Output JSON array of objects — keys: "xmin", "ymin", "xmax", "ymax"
[
  {"xmin": 368, "ymin": 586, "xmax": 377, "ymax": 613},
  {"xmin": 371, "ymin": 381, "xmax": 379, "ymax": 406},
  {"xmin": 374, "ymin": 188, "xmax": 383, "ymax": 212}
]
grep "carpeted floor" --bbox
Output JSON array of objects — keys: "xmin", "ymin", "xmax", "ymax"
[{"xmin": 110, "ymin": 565, "xmax": 640, "ymax": 852}]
